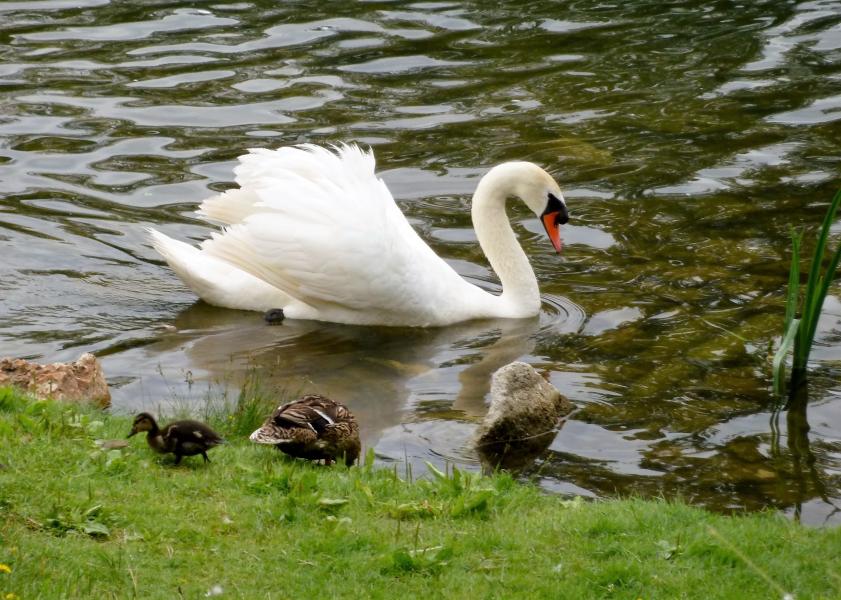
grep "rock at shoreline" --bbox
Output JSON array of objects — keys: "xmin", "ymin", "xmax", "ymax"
[
  {"xmin": 0, "ymin": 353, "xmax": 111, "ymax": 408},
  {"xmin": 476, "ymin": 362, "xmax": 573, "ymax": 472}
]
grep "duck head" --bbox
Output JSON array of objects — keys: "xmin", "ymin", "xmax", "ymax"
[{"xmin": 128, "ymin": 412, "xmax": 157, "ymax": 437}]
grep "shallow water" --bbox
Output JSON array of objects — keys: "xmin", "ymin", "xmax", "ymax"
[{"xmin": 2, "ymin": 1, "xmax": 841, "ymax": 524}]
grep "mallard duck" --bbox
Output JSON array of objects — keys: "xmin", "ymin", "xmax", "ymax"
[
  {"xmin": 128, "ymin": 412, "xmax": 224, "ymax": 465},
  {"xmin": 475, "ymin": 362, "xmax": 574, "ymax": 471},
  {"xmin": 249, "ymin": 395, "xmax": 360, "ymax": 466}
]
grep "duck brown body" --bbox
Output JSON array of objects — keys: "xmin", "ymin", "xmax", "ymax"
[
  {"xmin": 128, "ymin": 412, "xmax": 224, "ymax": 465},
  {"xmin": 250, "ymin": 395, "xmax": 360, "ymax": 466}
]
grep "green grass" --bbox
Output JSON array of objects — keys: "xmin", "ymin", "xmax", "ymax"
[
  {"xmin": 1, "ymin": 388, "xmax": 840, "ymax": 599},
  {"xmin": 774, "ymin": 188, "xmax": 841, "ymax": 396}
]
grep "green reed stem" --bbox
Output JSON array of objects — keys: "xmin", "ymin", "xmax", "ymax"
[{"xmin": 774, "ymin": 189, "xmax": 841, "ymax": 396}]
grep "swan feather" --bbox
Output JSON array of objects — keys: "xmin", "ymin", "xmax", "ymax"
[{"xmin": 149, "ymin": 143, "xmax": 564, "ymax": 326}]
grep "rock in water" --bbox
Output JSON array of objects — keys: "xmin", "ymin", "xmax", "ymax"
[
  {"xmin": 0, "ymin": 352, "xmax": 111, "ymax": 407},
  {"xmin": 475, "ymin": 361, "xmax": 573, "ymax": 472}
]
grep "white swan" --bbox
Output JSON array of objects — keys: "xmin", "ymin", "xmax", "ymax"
[{"xmin": 149, "ymin": 144, "xmax": 568, "ymax": 327}]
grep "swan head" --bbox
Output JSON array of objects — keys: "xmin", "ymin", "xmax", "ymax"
[{"xmin": 477, "ymin": 161, "xmax": 569, "ymax": 253}]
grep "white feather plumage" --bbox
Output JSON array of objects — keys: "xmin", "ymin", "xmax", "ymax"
[{"xmin": 149, "ymin": 143, "xmax": 566, "ymax": 327}]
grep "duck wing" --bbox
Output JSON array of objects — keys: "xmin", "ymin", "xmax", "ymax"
[
  {"xmin": 249, "ymin": 395, "xmax": 352, "ymax": 444},
  {"xmin": 195, "ymin": 144, "xmax": 484, "ymax": 326},
  {"xmin": 276, "ymin": 395, "xmax": 354, "ymax": 431}
]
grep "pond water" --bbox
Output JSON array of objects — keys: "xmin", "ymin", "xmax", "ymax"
[{"xmin": 2, "ymin": 0, "xmax": 841, "ymax": 524}]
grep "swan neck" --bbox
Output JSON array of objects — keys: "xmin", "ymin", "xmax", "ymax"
[{"xmin": 472, "ymin": 174, "xmax": 540, "ymax": 316}]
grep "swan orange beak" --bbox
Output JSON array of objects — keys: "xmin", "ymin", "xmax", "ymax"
[
  {"xmin": 541, "ymin": 193, "xmax": 568, "ymax": 254},
  {"xmin": 542, "ymin": 213, "xmax": 563, "ymax": 253}
]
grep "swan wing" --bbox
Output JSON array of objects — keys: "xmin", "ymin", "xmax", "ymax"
[
  {"xmin": 197, "ymin": 188, "xmax": 261, "ymax": 225},
  {"xmin": 199, "ymin": 144, "xmax": 480, "ymax": 325}
]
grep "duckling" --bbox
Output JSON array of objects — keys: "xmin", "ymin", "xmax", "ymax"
[
  {"xmin": 128, "ymin": 412, "xmax": 224, "ymax": 465},
  {"xmin": 249, "ymin": 395, "xmax": 360, "ymax": 466},
  {"xmin": 475, "ymin": 362, "xmax": 573, "ymax": 472}
]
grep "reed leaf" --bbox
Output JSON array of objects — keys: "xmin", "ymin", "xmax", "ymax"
[
  {"xmin": 777, "ymin": 188, "xmax": 841, "ymax": 394},
  {"xmin": 784, "ymin": 228, "xmax": 801, "ymax": 330},
  {"xmin": 807, "ymin": 245, "xmax": 841, "ymax": 355},
  {"xmin": 773, "ymin": 318, "xmax": 800, "ymax": 397}
]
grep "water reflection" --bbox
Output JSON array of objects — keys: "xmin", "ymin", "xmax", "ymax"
[
  {"xmin": 109, "ymin": 297, "xmax": 579, "ymax": 457},
  {"xmin": 775, "ymin": 382, "xmax": 841, "ymax": 525}
]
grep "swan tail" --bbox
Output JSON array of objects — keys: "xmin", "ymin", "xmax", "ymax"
[{"xmin": 148, "ymin": 228, "xmax": 292, "ymax": 312}]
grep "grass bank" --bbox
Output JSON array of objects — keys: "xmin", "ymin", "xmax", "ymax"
[{"xmin": 1, "ymin": 388, "xmax": 839, "ymax": 599}]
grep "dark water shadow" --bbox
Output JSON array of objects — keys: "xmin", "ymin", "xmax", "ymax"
[{"xmin": 774, "ymin": 378, "xmax": 841, "ymax": 524}]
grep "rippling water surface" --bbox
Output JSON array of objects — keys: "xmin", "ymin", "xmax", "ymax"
[{"xmin": 2, "ymin": 0, "xmax": 841, "ymax": 524}]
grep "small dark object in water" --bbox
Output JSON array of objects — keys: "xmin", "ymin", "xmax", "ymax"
[
  {"xmin": 264, "ymin": 308, "xmax": 285, "ymax": 324},
  {"xmin": 128, "ymin": 412, "xmax": 224, "ymax": 465},
  {"xmin": 250, "ymin": 394, "xmax": 360, "ymax": 466}
]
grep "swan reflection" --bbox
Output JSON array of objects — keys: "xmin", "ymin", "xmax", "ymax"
[{"xmin": 109, "ymin": 298, "xmax": 580, "ymax": 464}]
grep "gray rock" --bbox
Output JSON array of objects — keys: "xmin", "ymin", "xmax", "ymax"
[{"xmin": 476, "ymin": 361, "xmax": 572, "ymax": 471}]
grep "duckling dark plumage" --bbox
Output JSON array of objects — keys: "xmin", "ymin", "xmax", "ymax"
[
  {"xmin": 250, "ymin": 395, "xmax": 360, "ymax": 466},
  {"xmin": 128, "ymin": 412, "xmax": 224, "ymax": 465}
]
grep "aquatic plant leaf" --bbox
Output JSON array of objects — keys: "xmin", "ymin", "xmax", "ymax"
[
  {"xmin": 784, "ymin": 227, "xmax": 801, "ymax": 331},
  {"xmin": 773, "ymin": 318, "xmax": 799, "ymax": 396},
  {"xmin": 794, "ymin": 188, "xmax": 841, "ymax": 371},
  {"xmin": 809, "ymin": 244, "xmax": 841, "ymax": 352},
  {"xmin": 778, "ymin": 188, "xmax": 841, "ymax": 389}
]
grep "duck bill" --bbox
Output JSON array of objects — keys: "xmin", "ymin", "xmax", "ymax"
[
  {"xmin": 542, "ymin": 213, "xmax": 563, "ymax": 253},
  {"xmin": 127, "ymin": 429, "xmax": 138, "ymax": 438}
]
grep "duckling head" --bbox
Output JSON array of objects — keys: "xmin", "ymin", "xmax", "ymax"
[{"xmin": 128, "ymin": 412, "xmax": 157, "ymax": 437}]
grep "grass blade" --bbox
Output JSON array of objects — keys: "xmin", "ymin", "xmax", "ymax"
[{"xmin": 773, "ymin": 317, "xmax": 800, "ymax": 397}]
